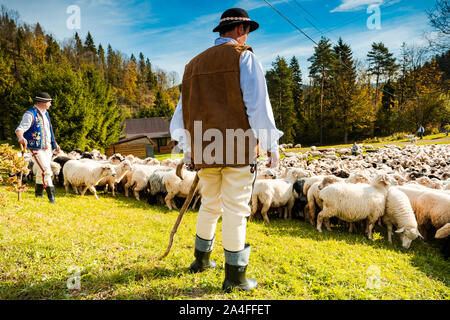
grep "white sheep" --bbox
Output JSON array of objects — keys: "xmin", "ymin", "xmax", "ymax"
[
  {"xmin": 161, "ymin": 168, "xmax": 197, "ymax": 210},
  {"xmin": 250, "ymin": 169, "xmax": 308, "ymax": 222},
  {"xmin": 96, "ymin": 160, "xmax": 133, "ymax": 197},
  {"xmin": 306, "ymin": 173, "xmax": 370, "ymax": 231},
  {"xmin": 63, "ymin": 160, "xmax": 117, "ymax": 200},
  {"xmin": 147, "ymin": 166, "xmax": 175, "ymax": 206},
  {"xmin": 435, "ymin": 223, "xmax": 450, "ymax": 239},
  {"xmin": 383, "ymin": 186, "xmax": 422, "ymax": 248},
  {"xmin": 316, "ymin": 174, "xmax": 392, "ymax": 239},
  {"xmin": 396, "ymin": 186, "xmax": 450, "ymax": 240},
  {"xmin": 125, "ymin": 164, "xmax": 162, "ymax": 201}
]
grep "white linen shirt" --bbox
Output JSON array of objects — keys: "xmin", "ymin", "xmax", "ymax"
[
  {"xmin": 170, "ymin": 37, "xmax": 283, "ymax": 153},
  {"xmin": 16, "ymin": 106, "xmax": 52, "ymax": 149}
]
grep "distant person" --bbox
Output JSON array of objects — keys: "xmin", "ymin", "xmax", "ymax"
[
  {"xmin": 15, "ymin": 92, "xmax": 60, "ymax": 204},
  {"xmin": 352, "ymin": 142, "xmax": 359, "ymax": 156},
  {"xmin": 417, "ymin": 125, "xmax": 425, "ymax": 140}
]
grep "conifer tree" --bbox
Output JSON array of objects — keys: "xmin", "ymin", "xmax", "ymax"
[
  {"xmin": 367, "ymin": 42, "xmax": 398, "ymax": 107},
  {"xmin": 266, "ymin": 56, "xmax": 296, "ymax": 143},
  {"xmin": 308, "ymin": 37, "xmax": 336, "ymax": 144},
  {"xmin": 332, "ymin": 38, "xmax": 357, "ymax": 143},
  {"xmin": 289, "ymin": 56, "xmax": 304, "ymax": 143},
  {"xmin": 84, "ymin": 31, "xmax": 97, "ymax": 54}
]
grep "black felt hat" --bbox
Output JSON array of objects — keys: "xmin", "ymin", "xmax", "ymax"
[
  {"xmin": 213, "ymin": 8, "xmax": 259, "ymax": 33},
  {"xmin": 33, "ymin": 92, "xmax": 52, "ymax": 102}
]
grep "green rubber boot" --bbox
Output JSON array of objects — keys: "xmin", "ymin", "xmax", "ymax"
[
  {"xmin": 45, "ymin": 186, "xmax": 55, "ymax": 204},
  {"xmin": 189, "ymin": 235, "xmax": 216, "ymax": 273},
  {"xmin": 35, "ymin": 184, "xmax": 44, "ymax": 198},
  {"xmin": 222, "ymin": 244, "xmax": 257, "ymax": 292}
]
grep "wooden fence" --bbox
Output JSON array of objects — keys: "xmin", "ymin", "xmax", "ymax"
[{"xmin": 105, "ymin": 144, "xmax": 148, "ymax": 158}]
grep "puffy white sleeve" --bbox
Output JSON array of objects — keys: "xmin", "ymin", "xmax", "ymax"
[
  {"xmin": 169, "ymin": 94, "xmax": 191, "ymax": 153},
  {"xmin": 240, "ymin": 50, "xmax": 283, "ymax": 152},
  {"xmin": 15, "ymin": 112, "xmax": 33, "ymax": 133}
]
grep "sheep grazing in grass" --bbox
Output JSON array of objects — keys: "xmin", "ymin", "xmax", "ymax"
[
  {"xmin": 147, "ymin": 167, "xmax": 175, "ymax": 206},
  {"xmin": 125, "ymin": 164, "xmax": 162, "ymax": 201},
  {"xmin": 316, "ymin": 174, "xmax": 392, "ymax": 239},
  {"xmin": 396, "ymin": 186, "xmax": 450, "ymax": 240},
  {"xmin": 63, "ymin": 160, "xmax": 117, "ymax": 200},
  {"xmin": 383, "ymin": 187, "xmax": 422, "ymax": 249},
  {"xmin": 251, "ymin": 169, "xmax": 309, "ymax": 222},
  {"xmin": 96, "ymin": 160, "xmax": 133, "ymax": 197},
  {"xmin": 161, "ymin": 168, "xmax": 197, "ymax": 210},
  {"xmin": 304, "ymin": 173, "xmax": 370, "ymax": 232}
]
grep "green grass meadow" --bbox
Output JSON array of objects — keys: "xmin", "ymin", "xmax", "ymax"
[{"xmin": 0, "ymin": 185, "xmax": 449, "ymax": 300}]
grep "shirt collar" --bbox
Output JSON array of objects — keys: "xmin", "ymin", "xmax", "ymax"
[
  {"xmin": 215, "ymin": 37, "xmax": 238, "ymax": 46},
  {"xmin": 34, "ymin": 105, "xmax": 47, "ymax": 116}
]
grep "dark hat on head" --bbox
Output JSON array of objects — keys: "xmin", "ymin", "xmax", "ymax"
[
  {"xmin": 213, "ymin": 8, "xmax": 259, "ymax": 33},
  {"xmin": 34, "ymin": 92, "xmax": 52, "ymax": 102}
]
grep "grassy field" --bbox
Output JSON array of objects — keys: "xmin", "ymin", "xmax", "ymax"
[{"xmin": 0, "ymin": 185, "xmax": 449, "ymax": 300}]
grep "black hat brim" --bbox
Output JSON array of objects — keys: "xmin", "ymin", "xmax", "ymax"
[
  {"xmin": 213, "ymin": 20, "xmax": 259, "ymax": 33},
  {"xmin": 34, "ymin": 97, "xmax": 52, "ymax": 102}
]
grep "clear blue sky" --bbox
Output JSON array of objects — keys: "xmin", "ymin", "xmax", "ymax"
[{"xmin": 1, "ymin": 0, "xmax": 436, "ymax": 84}]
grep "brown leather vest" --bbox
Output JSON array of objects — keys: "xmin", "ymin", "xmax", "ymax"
[{"xmin": 182, "ymin": 42, "xmax": 259, "ymax": 169}]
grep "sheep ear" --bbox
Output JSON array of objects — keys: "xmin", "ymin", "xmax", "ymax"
[
  {"xmin": 416, "ymin": 230, "xmax": 424, "ymax": 239},
  {"xmin": 395, "ymin": 227, "xmax": 405, "ymax": 233}
]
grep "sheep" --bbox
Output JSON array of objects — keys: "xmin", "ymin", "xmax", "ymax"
[
  {"xmin": 250, "ymin": 169, "xmax": 308, "ymax": 222},
  {"xmin": 435, "ymin": 223, "xmax": 450, "ymax": 239},
  {"xmin": 256, "ymin": 169, "xmax": 277, "ymax": 180},
  {"xmin": 304, "ymin": 173, "xmax": 369, "ymax": 231},
  {"xmin": 96, "ymin": 160, "xmax": 133, "ymax": 197},
  {"xmin": 147, "ymin": 167, "xmax": 175, "ymax": 206},
  {"xmin": 316, "ymin": 174, "xmax": 392, "ymax": 239},
  {"xmin": 383, "ymin": 187, "xmax": 422, "ymax": 248},
  {"xmin": 161, "ymin": 168, "xmax": 197, "ymax": 210},
  {"xmin": 63, "ymin": 160, "xmax": 117, "ymax": 200},
  {"xmin": 396, "ymin": 186, "xmax": 450, "ymax": 240},
  {"xmin": 52, "ymin": 155, "xmax": 74, "ymax": 186},
  {"xmin": 435, "ymin": 223, "xmax": 450, "ymax": 260},
  {"xmin": 125, "ymin": 164, "xmax": 163, "ymax": 201}
]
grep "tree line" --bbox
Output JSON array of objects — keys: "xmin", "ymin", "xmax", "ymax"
[
  {"xmin": 1, "ymin": 3, "xmax": 449, "ymax": 151},
  {"xmin": 0, "ymin": 5, "xmax": 179, "ymax": 152},
  {"xmin": 266, "ymin": 39, "xmax": 449, "ymax": 146}
]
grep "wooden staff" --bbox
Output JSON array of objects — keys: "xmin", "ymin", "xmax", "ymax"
[
  {"xmin": 159, "ymin": 161, "xmax": 199, "ymax": 260},
  {"xmin": 18, "ymin": 144, "xmax": 27, "ymax": 201}
]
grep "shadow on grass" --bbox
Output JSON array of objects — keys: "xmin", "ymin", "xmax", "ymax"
[
  {"xmin": 0, "ymin": 263, "xmax": 221, "ymax": 300},
  {"xmin": 251, "ymin": 216, "xmax": 450, "ymax": 287}
]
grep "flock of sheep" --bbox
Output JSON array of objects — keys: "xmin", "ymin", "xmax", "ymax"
[{"xmin": 23, "ymin": 143, "xmax": 450, "ymax": 258}]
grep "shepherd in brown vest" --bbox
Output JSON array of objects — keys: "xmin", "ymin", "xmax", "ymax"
[{"xmin": 170, "ymin": 8, "xmax": 283, "ymax": 292}]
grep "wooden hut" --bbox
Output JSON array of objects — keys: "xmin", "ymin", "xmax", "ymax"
[{"xmin": 105, "ymin": 117, "xmax": 172, "ymax": 158}]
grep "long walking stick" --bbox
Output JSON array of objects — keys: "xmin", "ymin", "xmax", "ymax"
[
  {"xmin": 18, "ymin": 144, "xmax": 27, "ymax": 201},
  {"xmin": 159, "ymin": 161, "xmax": 199, "ymax": 260}
]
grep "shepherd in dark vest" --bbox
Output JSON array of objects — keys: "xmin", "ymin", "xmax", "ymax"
[
  {"xmin": 170, "ymin": 8, "xmax": 283, "ymax": 292},
  {"xmin": 15, "ymin": 92, "xmax": 60, "ymax": 204}
]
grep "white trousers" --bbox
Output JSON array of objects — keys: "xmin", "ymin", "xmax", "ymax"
[
  {"xmin": 196, "ymin": 165, "xmax": 256, "ymax": 252},
  {"xmin": 30, "ymin": 148, "xmax": 53, "ymax": 187}
]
